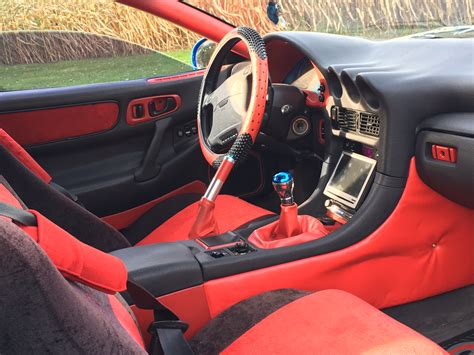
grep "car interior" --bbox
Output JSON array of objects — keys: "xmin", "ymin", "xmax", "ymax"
[{"xmin": 0, "ymin": 2, "xmax": 473, "ymax": 354}]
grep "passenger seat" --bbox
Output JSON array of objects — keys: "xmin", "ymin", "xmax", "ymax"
[{"xmin": 0, "ymin": 178, "xmax": 446, "ymax": 354}]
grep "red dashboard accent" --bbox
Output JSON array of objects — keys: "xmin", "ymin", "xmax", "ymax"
[
  {"xmin": 203, "ymin": 158, "xmax": 474, "ymax": 317},
  {"xmin": 126, "ymin": 94, "xmax": 181, "ymax": 126},
  {"xmin": 0, "ymin": 102, "xmax": 119, "ymax": 146}
]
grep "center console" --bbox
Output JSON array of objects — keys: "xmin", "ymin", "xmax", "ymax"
[
  {"xmin": 111, "ymin": 139, "xmax": 399, "ymax": 301},
  {"xmin": 323, "ymin": 151, "xmax": 376, "ymax": 224}
]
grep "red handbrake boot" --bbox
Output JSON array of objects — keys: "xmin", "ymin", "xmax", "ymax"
[
  {"xmin": 249, "ymin": 172, "xmax": 329, "ymax": 248},
  {"xmin": 188, "ymin": 197, "xmax": 220, "ymax": 239},
  {"xmin": 188, "ymin": 156, "xmax": 235, "ymax": 239}
]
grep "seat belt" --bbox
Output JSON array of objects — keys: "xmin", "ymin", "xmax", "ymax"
[
  {"xmin": 127, "ymin": 279, "xmax": 193, "ymax": 355},
  {"xmin": 0, "ymin": 203, "xmax": 192, "ymax": 355},
  {"xmin": 0, "ymin": 202, "xmax": 37, "ymax": 226}
]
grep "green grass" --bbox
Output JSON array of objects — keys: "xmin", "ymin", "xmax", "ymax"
[
  {"xmin": 166, "ymin": 49, "xmax": 192, "ymax": 65},
  {"xmin": 0, "ymin": 51, "xmax": 193, "ymax": 91}
]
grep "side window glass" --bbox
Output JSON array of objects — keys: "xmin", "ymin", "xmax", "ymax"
[{"xmin": 0, "ymin": 1, "xmax": 196, "ymax": 91}]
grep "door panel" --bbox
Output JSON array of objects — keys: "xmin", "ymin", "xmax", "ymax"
[
  {"xmin": 0, "ymin": 102, "xmax": 119, "ymax": 145},
  {"xmin": 0, "ymin": 75, "xmax": 209, "ymax": 217}
]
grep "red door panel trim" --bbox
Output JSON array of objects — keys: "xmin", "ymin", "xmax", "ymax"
[
  {"xmin": 102, "ymin": 180, "xmax": 207, "ymax": 230},
  {"xmin": 126, "ymin": 94, "xmax": 181, "ymax": 126},
  {"xmin": 147, "ymin": 70, "xmax": 205, "ymax": 84},
  {"xmin": 203, "ymin": 158, "xmax": 474, "ymax": 318},
  {"xmin": 0, "ymin": 102, "xmax": 119, "ymax": 146}
]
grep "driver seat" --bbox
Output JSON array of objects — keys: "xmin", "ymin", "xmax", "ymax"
[{"xmin": 0, "ymin": 129, "xmax": 273, "ymax": 252}]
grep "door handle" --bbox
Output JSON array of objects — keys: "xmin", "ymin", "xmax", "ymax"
[{"xmin": 127, "ymin": 95, "xmax": 181, "ymax": 125}]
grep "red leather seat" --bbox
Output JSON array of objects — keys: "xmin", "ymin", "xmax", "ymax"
[
  {"xmin": 136, "ymin": 194, "xmax": 271, "ymax": 245},
  {"xmin": 0, "ymin": 129, "xmax": 272, "ymax": 250},
  {"xmin": 219, "ymin": 290, "xmax": 446, "ymax": 354}
]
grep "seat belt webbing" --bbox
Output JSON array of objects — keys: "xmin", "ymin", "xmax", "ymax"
[
  {"xmin": 0, "ymin": 202, "xmax": 37, "ymax": 226},
  {"xmin": 126, "ymin": 279, "xmax": 193, "ymax": 355}
]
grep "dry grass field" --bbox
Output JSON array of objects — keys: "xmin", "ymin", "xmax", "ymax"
[
  {"xmin": 1, "ymin": 0, "xmax": 471, "ymax": 53},
  {"xmin": 0, "ymin": 0, "xmax": 471, "ymax": 91}
]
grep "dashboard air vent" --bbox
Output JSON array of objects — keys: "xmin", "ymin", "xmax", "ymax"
[
  {"xmin": 332, "ymin": 106, "xmax": 380, "ymax": 138},
  {"xmin": 359, "ymin": 112, "xmax": 380, "ymax": 137},
  {"xmin": 336, "ymin": 108, "xmax": 357, "ymax": 133}
]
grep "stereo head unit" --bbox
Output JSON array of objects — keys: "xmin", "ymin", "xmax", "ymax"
[{"xmin": 323, "ymin": 151, "xmax": 376, "ymax": 209}]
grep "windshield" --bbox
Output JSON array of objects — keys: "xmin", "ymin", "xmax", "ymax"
[{"xmin": 185, "ymin": 0, "xmax": 472, "ymax": 39}]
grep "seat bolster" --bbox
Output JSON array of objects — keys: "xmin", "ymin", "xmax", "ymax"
[
  {"xmin": 137, "ymin": 195, "xmax": 273, "ymax": 245},
  {"xmin": 223, "ymin": 289, "xmax": 446, "ymax": 354}
]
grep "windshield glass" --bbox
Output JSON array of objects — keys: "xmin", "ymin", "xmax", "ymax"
[{"xmin": 185, "ymin": 0, "xmax": 472, "ymax": 39}]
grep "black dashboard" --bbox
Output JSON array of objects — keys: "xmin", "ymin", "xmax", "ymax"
[{"xmin": 264, "ymin": 32, "xmax": 474, "ymax": 181}]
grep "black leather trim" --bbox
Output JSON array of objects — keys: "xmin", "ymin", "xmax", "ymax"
[{"xmin": 111, "ymin": 242, "xmax": 203, "ymax": 301}]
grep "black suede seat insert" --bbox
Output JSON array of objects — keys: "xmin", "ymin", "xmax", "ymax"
[
  {"xmin": 190, "ymin": 289, "xmax": 311, "ymax": 354},
  {"xmin": 0, "ymin": 219, "xmax": 146, "ymax": 354},
  {"xmin": 121, "ymin": 192, "xmax": 202, "ymax": 245},
  {"xmin": 0, "ymin": 146, "xmax": 130, "ymax": 252}
]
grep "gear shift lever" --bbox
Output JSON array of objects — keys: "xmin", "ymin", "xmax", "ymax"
[
  {"xmin": 272, "ymin": 172, "xmax": 294, "ymax": 206},
  {"xmin": 272, "ymin": 172, "xmax": 301, "ymax": 238},
  {"xmin": 248, "ymin": 172, "xmax": 330, "ymax": 248}
]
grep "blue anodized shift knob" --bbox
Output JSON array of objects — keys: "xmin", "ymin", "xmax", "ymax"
[{"xmin": 272, "ymin": 172, "xmax": 294, "ymax": 206}]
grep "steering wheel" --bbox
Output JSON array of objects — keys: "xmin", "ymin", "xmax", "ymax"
[{"xmin": 197, "ymin": 27, "xmax": 269, "ymax": 175}]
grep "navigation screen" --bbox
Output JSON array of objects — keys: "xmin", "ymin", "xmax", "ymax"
[{"xmin": 324, "ymin": 152, "xmax": 376, "ymax": 208}]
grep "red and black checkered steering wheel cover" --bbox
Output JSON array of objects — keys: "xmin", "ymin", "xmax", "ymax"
[{"xmin": 197, "ymin": 27, "xmax": 269, "ymax": 168}]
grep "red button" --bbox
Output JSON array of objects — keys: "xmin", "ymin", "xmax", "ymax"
[
  {"xmin": 431, "ymin": 145, "xmax": 457, "ymax": 163},
  {"xmin": 435, "ymin": 146, "xmax": 450, "ymax": 161},
  {"xmin": 449, "ymin": 147, "xmax": 457, "ymax": 163}
]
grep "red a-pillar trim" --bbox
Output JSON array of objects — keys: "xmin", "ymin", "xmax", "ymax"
[
  {"xmin": 117, "ymin": 0, "xmax": 248, "ymax": 57},
  {"xmin": 118, "ymin": 1, "xmax": 231, "ymax": 44}
]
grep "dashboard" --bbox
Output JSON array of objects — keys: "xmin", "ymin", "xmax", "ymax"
[{"xmin": 263, "ymin": 32, "xmax": 474, "ymax": 179}]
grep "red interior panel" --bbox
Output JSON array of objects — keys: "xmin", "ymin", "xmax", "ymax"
[
  {"xmin": 126, "ymin": 94, "xmax": 181, "ymax": 126},
  {"xmin": 147, "ymin": 70, "xmax": 204, "ymax": 84},
  {"xmin": 203, "ymin": 158, "xmax": 474, "ymax": 317},
  {"xmin": 102, "ymin": 180, "xmax": 207, "ymax": 230},
  {"xmin": 0, "ymin": 102, "xmax": 119, "ymax": 145}
]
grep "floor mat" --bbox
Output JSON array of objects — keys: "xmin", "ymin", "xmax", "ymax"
[
  {"xmin": 384, "ymin": 285, "xmax": 474, "ymax": 344},
  {"xmin": 440, "ymin": 329, "xmax": 474, "ymax": 354}
]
